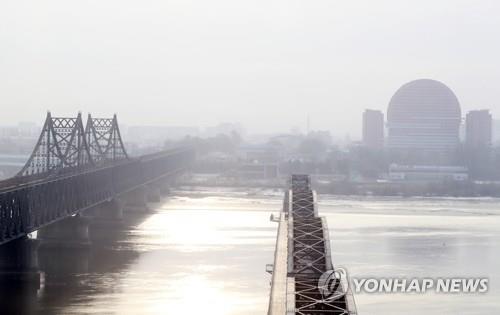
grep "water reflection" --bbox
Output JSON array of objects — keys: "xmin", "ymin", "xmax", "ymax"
[
  {"xmin": 29, "ymin": 190, "xmax": 276, "ymax": 315},
  {"xmin": 321, "ymin": 197, "xmax": 500, "ymax": 315},
  {"xmin": 1, "ymin": 190, "xmax": 500, "ymax": 314}
]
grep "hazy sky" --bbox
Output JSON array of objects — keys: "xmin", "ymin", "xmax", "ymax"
[{"xmin": 1, "ymin": 0, "xmax": 500, "ymax": 138}]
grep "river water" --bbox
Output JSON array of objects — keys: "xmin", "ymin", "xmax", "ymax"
[{"xmin": 1, "ymin": 187, "xmax": 500, "ymax": 314}]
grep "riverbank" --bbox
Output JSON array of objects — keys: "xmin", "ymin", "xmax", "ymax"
[{"xmin": 178, "ymin": 174, "xmax": 500, "ymax": 197}]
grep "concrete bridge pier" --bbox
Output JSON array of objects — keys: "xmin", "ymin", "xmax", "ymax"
[
  {"xmin": 159, "ymin": 181, "xmax": 171, "ymax": 196},
  {"xmin": 87, "ymin": 198, "xmax": 125, "ymax": 241},
  {"xmin": 0, "ymin": 237, "xmax": 41, "ymax": 313},
  {"xmin": 122, "ymin": 185, "xmax": 150, "ymax": 212},
  {"xmin": 89, "ymin": 198, "xmax": 124, "ymax": 221},
  {"xmin": 0, "ymin": 237, "xmax": 41, "ymax": 285},
  {"xmin": 37, "ymin": 215, "xmax": 91, "ymax": 249},
  {"xmin": 38, "ymin": 242, "xmax": 90, "ymax": 275},
  {"xmin": 147, "ymin": 185, "xmax": 161, "ymax": 203}
]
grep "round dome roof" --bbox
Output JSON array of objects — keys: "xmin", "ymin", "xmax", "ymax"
[{"xmin": 387, "ymin": 79, "xmax": 461, "ymax": 123}]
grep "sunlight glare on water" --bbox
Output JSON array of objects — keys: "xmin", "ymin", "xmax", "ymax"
[{"xmin": 5, "ymin": 188, "xmax": 500, "ymax": 315}]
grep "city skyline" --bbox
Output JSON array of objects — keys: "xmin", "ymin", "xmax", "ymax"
[{"xmin": 0, "ymin": 94, "xmax": 498, "ymax": 143}]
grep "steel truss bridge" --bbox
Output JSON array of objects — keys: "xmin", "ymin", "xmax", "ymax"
[
  {"xmin": 0, "ymin": 112, "xmax": 194, "ymax": 246},
  {"xmin": 268, "ymin": 175, "xmax": 357, "ymax": 315}
]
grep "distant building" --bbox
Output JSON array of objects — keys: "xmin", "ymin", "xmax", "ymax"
[
  {"xmin": 362, "ymin": 109, "xmax": 384, "ymax": 148},
  {"xmin": 307, "ymin": 130, "xmax": 333, "ymax": 147},
  {"xmin": 126, "ymin": 125, "xmax": 199, "ymax": 143},
  {"xmin": 205, "ymin": 123, "xmax": 245, "ymax": 138},
  {"xmin": 387, "ymin": 79, "xmax": 461, "ymax": 151},
  {"xmin": 237, "ymin": 143, "xmax": 282, "ymax": 163},
  {"xmin": 236, "ymin": 163, "xmax": 279, "ymax": 179},
  {"xmin": 0, "ymin": 122, "xmax": 40, "ymax": 139},
  {"xmin": 388, "ymin": 164, "xmax": 468, "ymax": 182},
  {"xmin": 235, "ymin": 144, "xmax": 281, "ymax": 179},
  {"xmin": 0, "ymin": 154, "xmax": 29, "ymax": 179},
  {"xmin": 465, "ymin": 110, "xmax": 492, "ymax": 179},
  {"xmin": 466, "ymin": 110, "xmax": 492, "ymax": 148},
  {"xmin": 492, "ymin": 120, "xmax": 500, "ymax": 144}
]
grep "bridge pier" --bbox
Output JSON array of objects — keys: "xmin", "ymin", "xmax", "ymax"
[
  {"xmin": 88, "ymin": 198, "xmax": 124, "ymax": 221},
  {"xmin": 122, "ymin": 185, "xmax": 150, "ymax": 212},
  {"xmin": 38, "ymin": 243, "xmax": 90, "ymax": 275},
  {"xmin": 159, "ymin": 181, "xmax": 171, "ymax": 196},
  {"xmin": 37, "ymin": 215, "xmax": 91, "ymax": 249},
  {"xmin": 86, "ymin": 198, "xmax": 126, "ymax": 242},
  {"xmin": 147, "ymin": 185, "xmax": 161, "ymax": 203},
  {"xmin": 0, "ymin": 237, "xmax": 41, "ymax": 313},
  {"xmin": 0, "ymin": 237, "xmax": 41, "ymax": 284}
]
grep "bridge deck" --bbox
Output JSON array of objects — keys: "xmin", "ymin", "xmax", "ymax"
[{"xmin": 268, "ymin": 175, "xmax": 356, "ymax": 315}]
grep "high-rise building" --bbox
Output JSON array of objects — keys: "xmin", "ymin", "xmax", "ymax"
[
  {"xmin": 386, "ymin": 79, "xmax": 461, "ymax": 151},
  {"xmin": 466, "ymin": 110, "xmax": 492, "ymax": 148},
  {"xmin": 492, "ymin": 119, "xmax": 500, "ymax": 144},
  {"xmin": 362, "ymin": 109, "xmax": 384, "ymax": 148}
]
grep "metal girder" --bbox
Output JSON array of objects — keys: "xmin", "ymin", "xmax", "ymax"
[
  {"xmin": 1, "ymin": 111, "xmax": 195, "ymax": 245},
  {"xmin": 17, "ymin": 112, "xmax": 130, "ymax": 178},
  {"xmin": 287, "ymin": 174, "xmax": 355, "ymax": 315},
  {"xmin": 85, "ymin": 114, "xmax": 128, "ymax": 163},
  {"xmin": 0, "ymin": 147, "xmax": 195, "ymax": 246},
  {"xmin": 17, "ymin": 112, "xmax": 93, "ymax": 176}
]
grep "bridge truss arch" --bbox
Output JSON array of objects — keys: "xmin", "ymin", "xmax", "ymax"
[
  {"xmin": 17, "ymin": 112, "xmax": 93, "ymax": 177},
  {"xmin": 0, "ymin": 110, "xmax": 195, "ymax": 245},
  {"xmin": 85, "ymin": 114, "xmax": 128, "ymax": 163},
  {"xmin": 17, "ymin": 112, "xmax": 130, "ymax": 177}
]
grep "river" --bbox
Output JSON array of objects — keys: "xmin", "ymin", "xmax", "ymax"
[{"xmin": 1, "ymin": 187, "xmax": 499, "ymax": 314}]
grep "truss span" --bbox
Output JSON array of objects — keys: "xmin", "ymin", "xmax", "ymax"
[
  {"xmin": 17, "ymin": 112, "xmax": 129, "ymax": 177},
  {"xmin": 268, "ymin": 174, "xmax": 357, "ymax": 315},
  {"xmin": 85, "ymin": 114, "xmax": 128, "ymax": 163},
  {"xmin": 0, "ymin": 112, "xmax": 195, "ymax": 246}
]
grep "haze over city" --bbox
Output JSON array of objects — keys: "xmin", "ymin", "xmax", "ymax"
[
  {"xmin": 3, "ymin": 1, "xmax": 500, "ymax": 315},
  {"xmin": 2, "ymin": 0, "xmax": 500, "ymax": 137}
]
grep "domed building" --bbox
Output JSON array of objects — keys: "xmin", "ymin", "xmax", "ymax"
[{"xmin": 387, "ymin": 79, "xmax": 461, "ymax": 151}]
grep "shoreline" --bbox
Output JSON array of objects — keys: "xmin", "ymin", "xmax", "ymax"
[{"xmin": 177, "ymin": 176, "xmax": 500, "ymax": 198}]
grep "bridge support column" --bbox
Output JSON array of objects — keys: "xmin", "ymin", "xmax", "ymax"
[
  {"xmin": 37, "ymin": 215, "xmax": 91, "ymax": 249},
  {"xmin": 122, "ymin": 185, "xmax": 149, "ymax": 212},
  {"xmin": 38, "ymin": 244, "xmax": 90, "ymax": 275},
  {"xmin": 159, "ymin": 181, "xmax": 171, "ymax": 196},
  {"xmin": 86, "ymin": 198, "xmax": 125, "ymax": 242},
  {"xmin": 92, "ymin": 198, "xmax": 124, "ymax": 221},
  {"xmin": 147, "ymin": 185, "xmax": 161, "ymax": 203},
  {"xmin": 0, "ymin": 237, "xmax": 41, "ymax": 284},
  {"xmin": 0, "ymin": 237, "xmax": 41, "ymax": 313}
]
